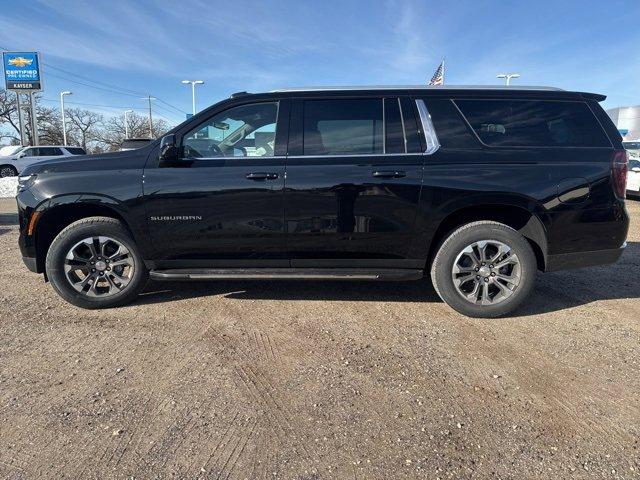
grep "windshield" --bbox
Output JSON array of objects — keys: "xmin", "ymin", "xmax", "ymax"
[{"xmin": 0, "ymin": 146, "xmax": 23, "ymax": 157}]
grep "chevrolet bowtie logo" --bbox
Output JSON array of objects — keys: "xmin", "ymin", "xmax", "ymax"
[{"xmin": 8, "ymin": 56, "xmax": 33, "ymax": 68}]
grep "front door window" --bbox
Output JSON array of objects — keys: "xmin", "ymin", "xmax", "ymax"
[{"xmin": 183, "ymin": 102, "xmax": 279, "ymax": 158}]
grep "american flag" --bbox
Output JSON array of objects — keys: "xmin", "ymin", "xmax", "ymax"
[{"xmin": 428, "ymin": 59, "xmax": 445, "ymax": 85}]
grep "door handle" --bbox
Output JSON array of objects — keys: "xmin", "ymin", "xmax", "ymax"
[
  {"xmin": 372, "ymin": 170, "xmax": 406, "ymax": 179},
  {"xmin": 246, "ymin": 172, "xmax": 279, "ymax": 181}
]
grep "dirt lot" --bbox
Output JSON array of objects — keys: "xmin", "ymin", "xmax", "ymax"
[{"xmin": 0, "ymin": 197, "xmax": 639, "ymax": 479}]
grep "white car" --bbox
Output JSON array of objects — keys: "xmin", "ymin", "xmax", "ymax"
[
  {"xmin": 627, "ymin": 158, "xmax": 640, "ymax": 199},
  {"xmin": 0, "ymin": 145, "xmax": 86, "ymax": 177}
]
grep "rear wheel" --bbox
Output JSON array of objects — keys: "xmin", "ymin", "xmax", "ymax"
[
  {"xmin": 0, "ymin": 165, "xmax": 17, "ymax": 177},
  {"xmin": 45, "ymin": 217, "xmax": 148, "ymax": 309},
  {"xmin": 430, "ymin": 221, "xmax": 537, "ymax": 318}
]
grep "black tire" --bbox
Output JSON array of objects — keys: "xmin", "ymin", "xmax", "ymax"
[
  {"xmin": 45, "ymin": 216, "xmax": 148, "ymax": 309},
  {"xmin": 0, "ymin": 165, "xmax": 17, "ymax": 177},
  {"xmin": 430, "ymin": 221, "xmax": 537, "ymax": 318}
]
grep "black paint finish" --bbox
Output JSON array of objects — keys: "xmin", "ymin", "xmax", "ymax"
[{"xmin": 17, "ymin": 86, "xmax": 629, "ymax": 276}]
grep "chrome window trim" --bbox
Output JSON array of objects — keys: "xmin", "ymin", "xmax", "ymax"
[
  {"xmin": 397, "ymin": 97, "xmax": 408, "ymax": 154},
  {"xmin": 286, "ymin": 153, "xmax": 424, "ymax": 159},
  {"xmin": 415, "ymin": 99, "xmax": 441, "ymax": 155}
]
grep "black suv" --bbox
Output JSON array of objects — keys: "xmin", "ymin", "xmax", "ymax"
[{"xmin": 16, "ymin": 86, "xmax": 629, "ymax": 317}]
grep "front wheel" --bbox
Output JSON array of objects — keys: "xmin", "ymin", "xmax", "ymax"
[
  {"xmin": 430, "ymin": 221, "xmax": 537, "ymax": 318},
  {"xmin": 45, "ymin": 217, "xmax": 148, "ymax": 309},
  {"xmin": 0, "ymin": 165, "xmax": 17, "ymax": 177}
]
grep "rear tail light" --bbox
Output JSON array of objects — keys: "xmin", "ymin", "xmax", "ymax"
[{"xmin": 612, "ymin": 150, "xmax": 628, "ymax": 199}]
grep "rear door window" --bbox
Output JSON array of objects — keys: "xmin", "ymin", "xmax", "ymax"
[
  {"xmin": 39, "ymin": 147, "xmax": 63, "ymax": 156},
  {"xmin": 455, "ymin": 99, "xmax": 611, "ymax": 147},
  {"xmin": 384, "ymin": 98, "xmax": 405, "ymax": 154},
  {"xmin": 303, "ymin": 99, "xmax": 383, "ymax": 155}
]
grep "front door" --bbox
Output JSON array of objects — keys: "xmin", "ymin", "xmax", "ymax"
[
  {"xmin": 284, "ymin": 96, "xmax": 426, "ymax": 268},
  {"xmin": 143, "ymin": 100, "xmax": 289, "ymax": 268}
]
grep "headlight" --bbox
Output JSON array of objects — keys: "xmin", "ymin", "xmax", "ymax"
[{"xmin": 17, "ymin": 174, "xmax": 37, "ymax": 191}]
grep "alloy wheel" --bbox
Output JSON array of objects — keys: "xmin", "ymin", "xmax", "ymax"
[
  {"xmin": 0, "ymin": 167, "xmax": 16, "ymax": 177},
  {"xmin": 63, "ymin": 236, "xmax": 135, "ymax": 298},
  {"xmin": 451, "ymin": 240, "xmax": 521, "ymax": 306}
]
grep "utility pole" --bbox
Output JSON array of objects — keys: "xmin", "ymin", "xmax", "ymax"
[
  {"xmin": 142, "ymin": 96, "xmax": 156, "ymax": 138},
  {"xmin": 124, "ymin": 109, "xmax": 134, "ymax": 138},
  {"xmin": 181, "ymin": 80, "xmax": 204, "ymax": 115},
  {"xmin": 60, "ymin": 91, "xmax": 72, "ymax": 145},
  {"xmin": 497, "ymin": 73, "xmax": 520, "ymax": 86},
  {"xmin": 15, "ymin": 92, "xmax": 26, "ymax": 145},
  {"xmin": 28, "ymin": 92, "xmax": 39, "ymax": 146}
]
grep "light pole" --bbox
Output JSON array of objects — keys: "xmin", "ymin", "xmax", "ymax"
[
  {"xmin": 497, "ymin": 73, "xmax": 520, "ymax": 86},
  {"xmin": 181, "ymin": 80, "xmax": 204, "ymax": 115},
  {"xmin": 60, "ymin": 91, "xmax": 72, "ymax": 145},
  {"xmin": 141, "ymin": 96, "xmax": 156, "ymax": 138},
  {"xmin": 123, "ymin": 109, "xmax": 134, "ymax": 139}
]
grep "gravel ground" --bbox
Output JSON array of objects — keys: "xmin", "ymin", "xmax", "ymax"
[{"xmin": 0, "ymin": 198, "xmax": 639, "ymax": 479}]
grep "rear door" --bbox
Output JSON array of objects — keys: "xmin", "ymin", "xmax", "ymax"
[{"xmin": 283, "ymin": 96, "xmax": 425, "ymax": 268}]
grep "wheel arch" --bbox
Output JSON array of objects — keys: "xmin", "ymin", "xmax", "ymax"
[
  {"xmin": 33, "ymin": 196, "xmax": 140, "ymax": 273},
  {"xmin": 426, "ymin": 204, "xmax": 548, "ymax": 272}
]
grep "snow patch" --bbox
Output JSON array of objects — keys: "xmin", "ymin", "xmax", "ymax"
[{"xmin": 0, "ymin": 177, "xmax": 18, "ymax": 198}]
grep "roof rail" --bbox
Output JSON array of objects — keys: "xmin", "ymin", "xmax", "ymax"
[
  {"xmin": 230, "ymin": 91, "xmax": 251, "ymax": 99},
  {"xmin": 269, "ymin": 85, "xmax": 565, "ymax": 93}
]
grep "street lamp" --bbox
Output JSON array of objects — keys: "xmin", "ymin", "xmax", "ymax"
[
  {"xmin": 60, "ymin": 91, "xmax": 72, "ymax": 145},
  {"xmin": 181, "ymin": 80, "xmax": 204, "ymax": 115},
  {"xmin": 123, "ymin": 109, "xmax": 134, "ymax": 139},
  {"xmin": 497, "ymin": 73, "xmax": 520, "ymax": 86}
]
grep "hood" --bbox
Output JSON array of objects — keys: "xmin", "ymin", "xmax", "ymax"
[{"xmin": 20, "ymin": 146, "xmax": 155, "ymax": 177}]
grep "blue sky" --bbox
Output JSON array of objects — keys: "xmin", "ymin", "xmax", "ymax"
[{"xmin": 1, "ymin": 0, "xmax": 639, "ymax": 126}]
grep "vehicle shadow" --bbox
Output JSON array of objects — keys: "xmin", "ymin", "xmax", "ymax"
[
  {"xmin": 135, "ymin": 242, "xmax": 640, "ymax": 316},
  {"xmin": 138, "ymin": 277, "xmax": 441, "ymax": 305},
  {"xmin": 0, "ymin": 212, "xmax": 18, "ymax": 226}
]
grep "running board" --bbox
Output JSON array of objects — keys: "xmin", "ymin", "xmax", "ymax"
[{"xmin": 149, "ymin": 268, "xmax": 423, "ymax": 282}]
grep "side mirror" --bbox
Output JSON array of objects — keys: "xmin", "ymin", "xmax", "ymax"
[{"xmin": 158, "ymin": 134, "xmax": 180, "ymax": 167}]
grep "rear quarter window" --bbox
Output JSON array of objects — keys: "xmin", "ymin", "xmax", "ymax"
[
  {"xmin": 455, "ymin": 99, "xmax": 611, "ymax": 148},
  {"xmin": 419, "ymin": 98, "xmax": 479, "ymax": 149}
]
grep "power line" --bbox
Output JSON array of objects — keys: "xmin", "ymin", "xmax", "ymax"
[
  {"xmin": 0, "ymin": 44, "xmax": 188, "ymax": 115},
  {"xmin": 40, "ymin": 97, "xmax": 145, "ymax": 110}
]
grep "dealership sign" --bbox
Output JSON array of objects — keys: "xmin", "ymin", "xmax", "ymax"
[{"xmin": 2, "ymin": 51, "xmax": 42, "ymax": 91}]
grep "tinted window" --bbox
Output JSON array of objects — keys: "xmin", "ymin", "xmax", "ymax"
[
  {"xmin": 183, "ymin": 102, "xmax": 278, "ymax": 158},
  {"xmin": 66, "ymin": 147, "xmax": 86, "ymax": 155},
  {"xmin": 39, "ymin": 147, "xmax": 63, "ymax": 156},
  {"xmin": 21, "ymin": 148, "xmax": 37, "ymax": 157},
  {"xmin": 384, "ymin": 98, "xmax": 405, "ymax": 154},
  {"xmin": 455, "ymin": 100, "xmax": 610, "ymax": 147},
  {"xmin": 421, "ymin": 98, "xmax": 479, "ymax": 149},
  {"xmin": 629, "ymin": 159, "xmax": 640, "ymax": 169},
  {"xmin": 303, "ymin": 99, "xmax": 383, "ymax": 155}
]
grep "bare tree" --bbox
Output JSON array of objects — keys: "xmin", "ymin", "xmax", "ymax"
[
  {"xmin": 36, "ymin": 106, "xmax": 65, "ymax": 145},
  {"xmin": 100, "ymin": 111, "xmax": 170, "ymax": 151},
  {"xmin": 0, "ymin": 90, "xmax": 23, "ymax": 143},
  {"xmin": 1, "ymin": 89, "xmax": 173, "ymax": 152},
  {"xmin": 65, "ymin": 108, "xmax": 104, "ymax": 151}
]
